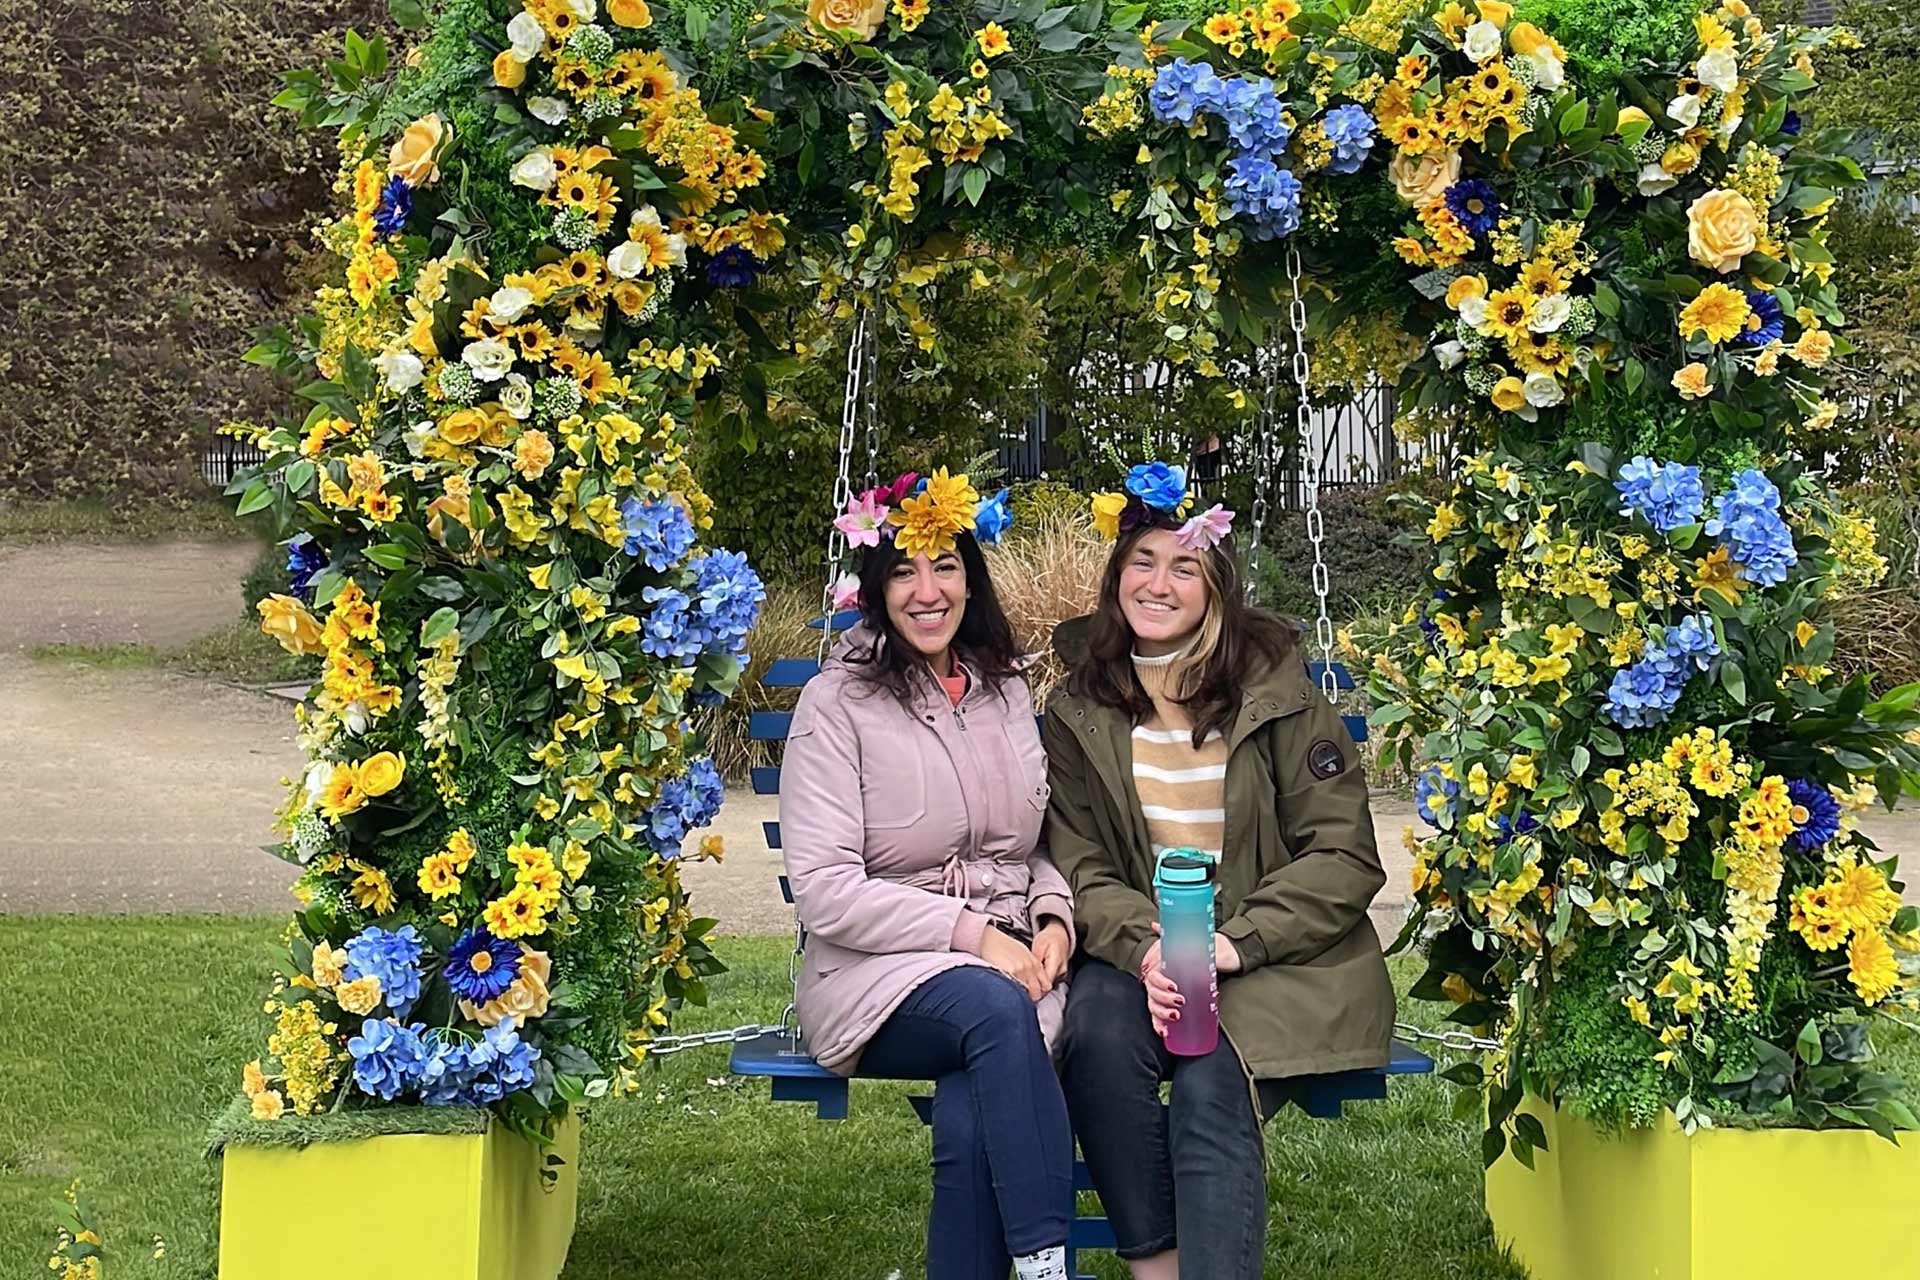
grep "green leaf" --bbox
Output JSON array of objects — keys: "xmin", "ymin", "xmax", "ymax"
[
  {"xmin": 1624, "ymin": 358, "xmax": 1645, "ymax": 397},
  {"xmin": 962, "ymin": 166, "xmax": 988, "ymax": 207},
  {"xmin": 1556, "ymin": 98, "xmax": 1590, "ymax": 134},
  {"xmin": 389, "ymin": 0, "xmax": 427, "ymax": 27},
  {"xmin": 1795, "ymin": 1019, "xmax": 1823, "ymax": 1066},
  {"xmin": 284, "ymin": 460, "xmax": 316, "ymax": 496},
  {"xmin": 1592, "ymin": 282, "xmax": 1620, "ymax": 318},
  {"xmin": 684, "ymin": 3, "xmax": 710, "ymax": 43},
  {"xmin": 235, "ymin": 479, "xmax": 275, "ymax": 516},
  {"xmin": 1720, "ymin": 661, "xmax": 1747, "ymax": 705},
  {"xmin": 1036, "ymin": 23, "xmax": 1088, "ymax": 51},
  {"xmin": 420, "ymin": 607, "xmax": 460, "ymax": 648},
  {"xmin": 363, "ymin": 543, "xmax": 409, "ymax": 570}
]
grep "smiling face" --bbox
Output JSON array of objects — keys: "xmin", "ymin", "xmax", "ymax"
[
  {"xmin": 883, "ymin": 550, "xmax": 967, "ymax": 672},
  {"xmin": 1118, "ymin": 527, "xmax": 1210, "ymax": 656}
]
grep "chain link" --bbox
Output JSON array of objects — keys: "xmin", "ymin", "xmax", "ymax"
[
  {"xmin": 861, "ymin": 319, "xmax": 880, "ymax": 493},
  {"xmin": 1392, "ymin": 1021, "xmax": 1503, "ymax": 1054},
  {"xmin": 819, "ymin": 307, "xmax": 871, "ymax": 663},
  {"xmin": 1245, "ymin": 339, "xmax": 1279, "ymax": 602},
  {"xmin": 639, "ymin": 1023, "xmax": 795, "ymax": 1058},
  {"xmin": 1286, "ymin": 246, "xmax": 1339, "ymax": 706}
]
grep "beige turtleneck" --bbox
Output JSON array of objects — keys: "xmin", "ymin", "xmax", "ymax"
[{"xmin": 1130, "ymin": 648, "xmax": 1228, "ymax": 860}]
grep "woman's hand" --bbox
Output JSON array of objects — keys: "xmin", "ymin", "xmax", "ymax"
[
  {"xmin": 1138, "ymin": 936, "xmax": 1184, "ymax": 1036},
  {"xmin": 981, "ymin": 925, "xmax": 1049, "ymax": 1002},
  {"xmin": 1215, "ymin": 932, "xmax": 1243, "ymax": 975},
  {"xmin": 1033, "ymin": 919, "xmax": 1071, "ymax": 987}
]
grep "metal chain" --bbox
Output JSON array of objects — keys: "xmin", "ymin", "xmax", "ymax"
[
  {"xmin": 1286, "ymin": 245, "xmax": 1339, "ymax": 706},
  {"xmin": 1244, "ymin": 338, "xmax": 1279, "ymax": 603},
  {"xmin": 639, "ymin": 1022, "xmax": 794, "ymax": 1058},
  {"xmin": 861, "ymin": 318, "xmax": 881, "ymax": 493},
  {"xmin": 820, "ymin": 307, "xmax": 871, "ymax": 663},
  {"xmin": 1392, "ymin": 1021, "xmax": 1503, "ymax": 1055}
]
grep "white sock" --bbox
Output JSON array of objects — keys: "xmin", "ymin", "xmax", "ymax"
[{"xmin": 1013, "ymin": 1246, "xmax": 1068, "ymax": 1280}]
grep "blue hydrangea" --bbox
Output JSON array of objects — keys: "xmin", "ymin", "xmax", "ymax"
[
  {"xmin": 1603, "ymin": 613, "xmax": 1721, "ymax": 729},
  {"xmin": 1663, "ymin": 612, "xmax": 1721, "ymax": 672},
  {"xmin": 344, "ymin": 925, "xmax": 425, "ymax": 1018},
  {"xmin": 687, "ymin": 550, "xmax": 766, "ymax": 660},
  {"xmin": 1615, "ymin": 456, "xmax": 1706, "ymax": 534},
  {"xmin": 1223, "ymin": 153, "xmax": 1303, "ymax": 241},
  {"xmin": 285, "ymin": 534, "xmax": 327, "ymax": 602},
  {"xmin": 1706, "ymin": 469, "xmax": 1797, "ymax": 586},
  {"xmin": 641, "ymin": 756, "xmax": 725, "ymax": 857},
  {"xmin": 1786, "ymin": 779, "xmax": 1841, "ymax": 853},
  {"xmin": 973, "ymin": 488, "xmax": 1013, "ymax": 547},
  {"xmin": 1147, "ymin": 58, "xmax": 1221, "ymax": 124},
  {"xmin": 417, "ymin": 1021, "xmax": 542, "ymax": 1107},
  {"xmin": 640, "ymin": 585, "xmax": 703, "ymax": 662},
  {"xmin": 1322, "ymin": 104, "xmax": 1377, "ymax": 174},
  {"xmin": 620, "ymin": 498, "xmax": 697, "ymax": 571},
  {"xmin": 1215, "ymin": 76, "xmax": 1291, "ymax": 154},
  {"xmin": 1414, "ymin": 766, "xmax": 1459, "ymax": 827},
  {"xmin": 348, "ymin": 1018, "xmax": 429, "ymax": 1101},
  {"xmin": 444, "ymin": 929, "xmax": 521, "ymax": 1005},
  {"xmin": 1736, "ymin": 290, "xmax": 1785, "ymax": 348},
  {"xmin": 1444, "ymin": 179, "xmax": 1502, "ymax": 237},
  {"xmin": 373, "ymin": 177, "xmax": 413, "ymax": 238}
]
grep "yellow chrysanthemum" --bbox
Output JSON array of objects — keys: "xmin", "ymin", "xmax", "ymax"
[
  {"xmin": 1678, "ymin": 282, "xmax": 1752, "ymax": 345},
  {"xmin": 886, "ymin": 468, "xmax": 979, "ymax": 559},
  {"xmin": 1847, "ymin": 928, "xmax": 1900, "ymax": 1005}
]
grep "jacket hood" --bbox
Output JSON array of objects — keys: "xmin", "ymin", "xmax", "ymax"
[{"xmin": 1049, "ymin": 613, "xmax": 1308, "ymax": 704}]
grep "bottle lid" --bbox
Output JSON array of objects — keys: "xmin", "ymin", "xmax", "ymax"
[{"xmin": 1157, "ymin": 851, "xmax": 1215, "ymax": 885}]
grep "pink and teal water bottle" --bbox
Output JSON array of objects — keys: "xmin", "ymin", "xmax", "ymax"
[{"xmin": 1154, "ymin": 848, "xmax": 1219, "ymax": 1056}]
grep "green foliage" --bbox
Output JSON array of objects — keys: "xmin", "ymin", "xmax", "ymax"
[
  {"xmin": 1515, "ymin": 0, "xmax": 1704, "ymax": 91},
  {"xmin": 1252, "ymin": 483, "xmax": 1432, "ymax": 621},
  {"xmin": 1530, "ymin": 936, "xmax": 1669, "ymax": 1131}
]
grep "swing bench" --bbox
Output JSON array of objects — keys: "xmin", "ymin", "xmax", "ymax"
[{"xmin": 728, "ymin": 283, "xmax": 1434, "ymax": 1278}]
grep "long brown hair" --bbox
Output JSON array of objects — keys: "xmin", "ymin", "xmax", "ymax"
[
  {"xmin": 1067, "ymin": 522, "xmax": 1297, "ymax": 746},
  {"xmin": 841, "ymin": 530, "xmax": 1022, "ymax": 708}
]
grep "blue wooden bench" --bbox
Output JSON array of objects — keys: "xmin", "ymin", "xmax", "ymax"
[{"xmin": 729, "ymin": 652, "xmax": 1432, "ymax": 1279}]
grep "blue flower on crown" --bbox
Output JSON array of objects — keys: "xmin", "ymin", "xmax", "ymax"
[
  {"xmin": 620, "ymin": 498, "xmax": 697, "ymax": 571},
  {"xmin": 1734, "ymin": 290, "xmax": 1785, "ymax": 348},
  {"xmin": 343, "ymin": 925, "xmax": 425, "ymax": 1018},
  {"xmin": 1322, "ymin": 104, "xmax": 1377, "ymax": 174},
  {"xmin": 974, "ymin": 488, "xmax": 1013, "ymax": 546},
  {"xmin": 1615, "ymin": 456, "xmax": 1705, "ymax": 534},
  {"xmin": 348, "ymin": 1018, "xmax": 429, "ymax": 1101},
  {"xmin": 1126, "ymin": 462, "xmax": 1189, "ymax": 513},
  {"xmin": 1705, "ymin": 469, "xmax": 1797, "ymax": 586}
]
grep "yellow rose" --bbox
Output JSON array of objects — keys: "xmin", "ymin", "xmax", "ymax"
[
  {"xmin": 1792, "ymin": 329, "xmax": 1834, "ymax": 367},
  {"xmin": 336, "ymin": 975, "xmax": 384, "ymax": 1015},
  {"xmin": 1671, "ymin": 362, "xmax": 1712, "ymax": 399},
  {"xmin": 1476, "ymin": 0, "xmax": 1512, "ymax": 28},
  {"xmin": 807, "ymin": 0, "xmax": 887, "ymax": 39},
  {"xmin": 1507, "ymin": 21, "xmax": 1558, "ymax": 57},
  {"xmin": 242, "ymin": 1059, "xmax": 267, "ymax": 1097},
  {"xmin": 1445, "ymin": 273, "xmax": 1487, "ymax": 310},
  {"xmin": 1090, "ymin": 491, "xmax": 1128, "ymax": 539},
  {"xmin": 459, "ymin": 947, "xmax": 554, "ymax": 1026},
  {"xmin": 389, "ymin": 114, "xmax": 451, "ymax": 187},
  {"xmin": 251, "ymin": 1090, "xmax": 286, "ymax": 1121},
  {"xmin": 513, "ymin": 428, "xmax": 555, "ymax": 479},
  {"xmin": 1389, "ymin": 148, "xmax": 1461, "ymax": 206},
  {"xmin": 257, "ymin": 594, "xmax": 327, "ymax": 656},
  {"xmin": 609, "ymin": 0, "xmax": 653, "ymax": 26},
  {"xmin": 357, "ymin": 751, "xmax": 406, "ymax": 797},
  {"xmin": 438, "ymin": 407, "xmax": 488, "ymax": 445},
  {"xmin": 1687, "ymin": 189, "xmax": 1759, "ymax": 273},
  {"xmin": 492, "ymin": 51, "xmax": 527, "ymax": 89},
  {"xmin": 1491, "ymin": 376, "xmax": 1527, "ymax": 412},
  {"xmin": 1661, "ymin": 141, "xmax": 1701, "ymax": 175}
]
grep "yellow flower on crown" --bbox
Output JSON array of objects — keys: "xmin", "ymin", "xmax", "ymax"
[{"xmin": 886, "ymin": 468, "xmax": 980, "ymax": 559}]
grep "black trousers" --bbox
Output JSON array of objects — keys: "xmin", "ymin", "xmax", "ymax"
[{"xmin": 1058, "ymin": 958, "xmax": 1275, "ymax": 1278}]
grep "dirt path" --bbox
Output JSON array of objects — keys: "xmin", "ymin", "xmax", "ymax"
[{"xmin": 0, "ymin": 539, "xmax": 262, "ymax": 651}]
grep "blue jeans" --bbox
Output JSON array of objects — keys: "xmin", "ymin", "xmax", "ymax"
[
  {"xmin": 1060, "ymin": 958, "xmax": 1276, "ymax": 1279},
  {"xmin": 859, "ymin": 965, "xmax": 1074, "ymax": 1280}
]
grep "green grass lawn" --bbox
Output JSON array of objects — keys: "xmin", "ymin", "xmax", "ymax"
[
  {"xmin": 0, "ymin": 499, "xmax": 254, "ymax": 547},
  {"xmin": 2, "ymin": 919, "xmax": 1913, "ymax": 1279}
]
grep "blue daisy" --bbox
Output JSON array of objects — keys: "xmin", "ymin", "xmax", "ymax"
[
  {"xmin": 444, "ymin": 929, "xmax": 522, "ymax": 1004},
  {"xmin": 1734, "ymin": 290, "xmax": 1784, "ymax": 347},
  {"xmin": 1444, "ymin": 179, "xmax": 1502, "ymax": 238}
]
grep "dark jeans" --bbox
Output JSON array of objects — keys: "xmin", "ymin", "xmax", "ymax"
[
  {"xmin": 1059, "ymin": 958, "xmax": 1273, "ymax": 1278},
  {"xmin": 859, "ymin": 965, "xmax": 1074, "ymax": 1280}
]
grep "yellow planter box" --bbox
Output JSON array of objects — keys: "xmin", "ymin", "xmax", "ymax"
[
  {"xmin": 219, "ymin": 1113, "xmax": 580, "ymax": 1280},
  {"xmin": 1485, "ymin": 1097, "xmax": 1917, "ymax": 1280}
]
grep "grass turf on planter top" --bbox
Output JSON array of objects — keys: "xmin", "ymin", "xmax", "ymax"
[{"xmin": 1, "ymin": 917, "xmax": 1912, "ymax": 1279}]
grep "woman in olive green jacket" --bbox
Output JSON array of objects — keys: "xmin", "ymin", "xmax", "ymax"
[{"xmin": 1044, "ymin": 467, "xmax": 1395, "ymax": 1280}]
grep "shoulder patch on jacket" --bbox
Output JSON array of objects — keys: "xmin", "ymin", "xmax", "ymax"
[{"xmin": 1308, "ymin": 738, "xmax": 1346, "ymax": 780}]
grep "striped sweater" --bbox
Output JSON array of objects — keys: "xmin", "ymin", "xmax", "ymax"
[{"xmin": 1130, "ymin": 648, "xmax": 1228, "ymax": 860}]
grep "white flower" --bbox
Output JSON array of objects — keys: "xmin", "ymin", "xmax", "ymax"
[
  {"xmin": 1523, "ymin": 372, "xmax": 1564, "ymax": 409},
  {"xmin": 566, "ymin": 0, "xmax": 596, "ymax": 18},
  {"xmin": 1636, "ymin": 162, "xmax": 1680, "ymax": 196},
  {"xmin": 1696, "ymin": 48, "xmax": 1739, "ymax": 95},
  {"xmin": 500, "ymin": 373, "xmax": 534, "ymax": 420},
  {"xmin": 629, "ymin": 204, "xmax": 665, "ymax": 236},
  {"xmin": 341, "ymin": 702, "xmax": 371, "ymax": 736},
  {"xmin": 528, "ymin": 96, "xmax": 570, "ymax": 126},
  {"xmin": 303, "ymin": 761, "xmax": 336, "ymax": 804},
  {"xmin": 402, "ymin": 420, "xmax": 434, "ymax": 458},
  {"xmin": 1433, "ymin": 339, "xmax": 1466, "ymax": 370},
  {"xmin": 510, "ymin": 149, "xmax": 557, "ymax": 191},
  {"xmin": 664, "ymin": 232, "xmax": 688, "ymax": 268},
  {"xmin": 607, "ymin": 241, "xmax": 651, "ymax": 279},
  {"xmin": 1667, "ymin": 92, "xmax": 1703, "ymax": 128},
  {"xmin": 462, "ymin": 338, "xmax": 516, "ymax": 383},
  {"xmin": 1458, "ymin": 295, "xmax": 1490, "ymax": 330},
  {"xmin": 489, "ymin": 285, "xmax": 534, "ymax": 324},
  {"xmin": 507, "ymin": 11, "xmax": 546, "ymax": 58},
  {"xmin": 1528, "ymin": 51, "xmax": 1563, "ymax": 91},
  {"xmin": 1717, "ymin": 110, "xmax": 1743, "ymax": 140},
  {"xmin": 1462, "ymin": 20, "xmax": 1503, "ymax": 63},
  {"xmin": 374, "ymin": 350, "xmax": 424, "ymax": 393},
  {"xmin": 1528, "ymin": 293, "xmax": 1571, "ymax": 334}
]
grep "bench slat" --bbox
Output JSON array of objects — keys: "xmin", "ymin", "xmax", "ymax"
[
  {"xmin": 763, "ymin": 820, "xmax": 782, "ymax": 850},
  {"xmin": 750, "ymin": 766, "xmax": 781, "ymax": 795}
]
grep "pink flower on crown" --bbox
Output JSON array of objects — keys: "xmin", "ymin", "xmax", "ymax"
[
  {"xmin": 833, "ymin": 492, "xmax": 891, "ymax": 547},
  {"xmin": 1174, "ymin": 503, "xmax": 1235, "ymax": 551},
  {"xmin": 874, "ymin": 472, "xmax": 920, "ymax": 505},
  {"xmin": 830, "ymin": 572, "xmax": 861, "ymax": 612}
]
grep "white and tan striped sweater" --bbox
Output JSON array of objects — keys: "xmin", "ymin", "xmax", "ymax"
[{"xmin": 1130, "ymin": 649, "xmax": 1228, "ymax": 860}]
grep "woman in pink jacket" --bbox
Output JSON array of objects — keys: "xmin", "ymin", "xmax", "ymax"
[{"xmin": 782, "ymin": 470, "xmax": 1074, "ymax": 1280}]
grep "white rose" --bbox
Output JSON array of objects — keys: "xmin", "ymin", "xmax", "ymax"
[
  {"xmin": 462, "ymin": 338, "xmax": 515, "ymax": 383},
  {"xmin": 1463, "ymin": 20, "xmax": 1503, "ymax": 63},
  {"xmin": 489, "ymin": 285, "xmax": 534, "ymax": 323},
  {"xmin": 375, "ymin": 350, "xmax": 424, "ymax": 393},
  {"xmin": 567, "ymin": 0, "xmax": 596, "ymax": 18},
  {"xmin": 1696, "ymin": 47, "xmax": 1738, "ymax": 95},
  {"xmin": 507, "ymin": 11, "xmax": 546, "ymax": 58},
  {"xmin": 403, "ymin": 420, "xmax": 434, "ymax": 458},
  {"xmin": 1458, "ymin": 295, "xmax": 1490, "ymax": 330},
  {"xmin": 1528, "ymin": 51, "xmax": 1563, "ymax": 91},
  {"xmin": 664, "ymin": 232, "xmax": 688, "ymax": 268},
  {"xmin": 607, "ymin": 241, "xmax": 650, "ymax": 279},
  {"xmin": 528, "ymin": 96, "xmax": 570, "ymax": 126},
  {"xmin": 510, "ymin": 149, "xmax": 557, "ymax": 191},
  {"xmin": 629, "ymin": 204, "xmax": 665, "ymax": 236},
  {"xmin": 1667, "ymin": 92, "xmax": 1703, "ymax": 128},
  {"xmin": 341, "ymin": 702, "xmax": 371, "ymax": 736},
  {"xmin": 1524, "ymin": 372, "xmax": 1565, "ymax": 409},
  {"xmin": 303, "ymin": 761, "xmax": 336, "ymax": 804},
  {"xmin": 1636, "ymin": 163, "xmax": 1680, "ymax": 196},
  {"xmin": 1528, "ymin": 293, "xmax": 1571, "ymax": 334},
  {"xmin": 1433, "ymin": 339, "xmax": 1466, "ymax": 370},
  {"xmin": 1718, "ymin": 111, "xmax": 1743, "ymax": 140},
  {"xmin": 501, "ymin": 373, "xmax": 534, "ymax": 420}
]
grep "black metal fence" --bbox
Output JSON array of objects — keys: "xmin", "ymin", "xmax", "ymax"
[{"xmin": 201, "ymin": 435, "xmax": 269, "ymax": 489}]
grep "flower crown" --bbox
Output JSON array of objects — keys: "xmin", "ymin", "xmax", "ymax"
[
  {"xmin": 829, "ymin": 468, "xmax": 1013, "ymax": 608},
  {"xmin": 1090, "ymin": 462, "xmax": 1235, "ymax": 550}
]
